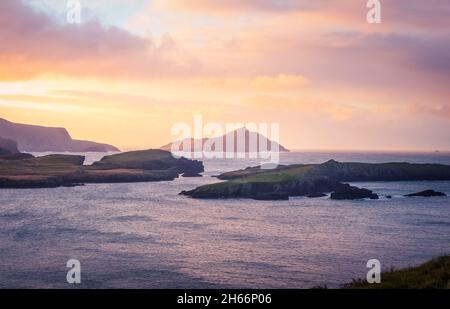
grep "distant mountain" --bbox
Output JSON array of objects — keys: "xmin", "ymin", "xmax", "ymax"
[
  {"xmin": 161, "ymin": 127, "xmax": 290, "ymax": 153},
  {"xmin": 0, "ymin": 118, "xmax": 119, "ymax": 152}
]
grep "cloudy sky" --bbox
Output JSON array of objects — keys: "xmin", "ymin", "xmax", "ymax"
[{"xmin": 0, "ymin": 0, "xmax": 449, "ymax": 151}]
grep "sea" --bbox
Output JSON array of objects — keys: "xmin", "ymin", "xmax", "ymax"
[{"xmin": 0, "ymin": 151, "xmax": 449, "ymax": 288}]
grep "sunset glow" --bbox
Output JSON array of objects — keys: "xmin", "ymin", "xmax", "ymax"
[{"xmin": 1, "ymin": 0, "xmax": 449, "ymax": 151}]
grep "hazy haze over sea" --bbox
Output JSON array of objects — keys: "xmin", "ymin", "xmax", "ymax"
[{"xmin": 0, "ymin": 151, "xmax": 449, "ymax": 288}]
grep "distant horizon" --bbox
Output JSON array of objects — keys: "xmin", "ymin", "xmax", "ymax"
[
  {"xmin": 4, "ymin": 116, "xmax": 450, "ymax": 154},
  {"xmin": 109, "ymin": 146, "xmax": 450, "ymax": 154}
]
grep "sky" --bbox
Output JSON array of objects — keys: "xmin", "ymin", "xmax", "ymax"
[{"xmin": 0, "ymin": 0, "xmax": 449, "ymax": 151}]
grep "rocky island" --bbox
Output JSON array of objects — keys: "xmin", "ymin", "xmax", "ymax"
[
  {"xmin": 0, "ymin": 149, "xmax": 204, "ymax": 189},
  {"xmin": 161, "ymin": 127, "xmax": 290, "ymax": 153},
  {"xmin": 405, "ymin": 190, "xmax": 446, "ymax": 197},
  {"xmin": 181, "ymin": 160, "xmax": 450, "ymax": 200}
]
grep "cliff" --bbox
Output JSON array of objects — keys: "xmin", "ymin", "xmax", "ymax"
[
  {"xmin": 0, "ymin": 118, "xmax": 119, "ymax": 152},
  {"xmin": 0, "ymin": 136, "xmax": 19, "ymax": 154},
  {"xmin": 0, "ymin": 137, "xmax": 33, "ymax": 160}
]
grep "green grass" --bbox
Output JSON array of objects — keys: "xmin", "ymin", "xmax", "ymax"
[
  {"xmin": 346, "ymin": 256, "xmax": 450, "ymax": 289},
  {"xmin": 0, "ymin": 155, "xmax": 84, "ymax": 176},
  {"xmin": 220, "ymin": 164, "xmax": 313, "ymax": 184},
  {"xmin": 97, "ymin": 149, "xmax": 173, "ymax": 164},
  {"xmin": 235, "ymin": 165, "xmax": 313, "ymax": 183},
  {"xmin": 30, "ymin": 154, "xmax": 85, "ymax": 166},
  {"xmin": 219, "ymin": 164, "xmax": 307, "ymax": 180},
  {"xmin": 186, "ymin": 164, "xmax": 315, "ymax": 194}
]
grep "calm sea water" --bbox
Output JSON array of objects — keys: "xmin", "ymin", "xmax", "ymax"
[{"xmin": 0, "ymin": 151, "xmax": 449, "ymax": 288}]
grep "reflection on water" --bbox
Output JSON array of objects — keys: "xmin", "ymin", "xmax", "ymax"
[{"xmin": 0, "ymin": 151, "xmax": 449, "ymax": 288}]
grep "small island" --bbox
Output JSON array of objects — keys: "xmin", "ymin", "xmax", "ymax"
[
  {"xmin": 181, "ymin": 160, "xmax": 450, "ymax": 200},
  {"xmin": 0, "ymin": 146, "xmax": 204, "ymax": 189}
]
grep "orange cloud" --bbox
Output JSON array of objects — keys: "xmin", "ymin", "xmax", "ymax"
[
  {"xmin": 250, "ymin": 75, "xmax": 309, "ymax": 91},
  {"xmin": 0, "ymin": 0, "xmax": 199, "ymax": 81}
]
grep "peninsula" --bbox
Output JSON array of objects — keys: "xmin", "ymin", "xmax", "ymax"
[
  {"xmin": 0, "ymin": 149, "xmax": 204, "ymax": 189},
  {"xmin": 0, "ymin": 118, "xmax": 119, "ymax": 152}
]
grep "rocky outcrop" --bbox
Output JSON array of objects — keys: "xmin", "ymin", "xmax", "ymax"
[
  {"xmin": 0, "ymin": 137, "xmax": 34, "ymax": 160},
  {"xmin": 0, "ymin": 118, "xmax": 119, "ymax": 152},
  {"xmin": 181, "ymin": 177, "xmax": 342, "ymax": 200},
  {"xmin": 0, "ymin": 137, "xmax": 19, "ymax": 154},
  {"xmin": 405, "ymin": 190, "xmax": 446, "ymax": 197},
  {"xmin": 330, "ymin": 184, "xmax": 379, "ymax": 200},
  {"xmin": 307, "ymin": 192, "xmax": 327, "ymax": 198},
  {"xmin": 182, "ymin": 172, "xmax": 203, "ymax": 177}
]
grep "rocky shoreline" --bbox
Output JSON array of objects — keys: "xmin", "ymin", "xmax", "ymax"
[
  {"xmin": 0, "ymin": 149, "xmax": 204, "ymax": 189},
  {"xmin": 181, "ymin": 160, "xmax": 450, "ymax": 201}
]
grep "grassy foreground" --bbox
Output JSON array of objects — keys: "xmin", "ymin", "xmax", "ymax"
[{"xmin": 345, "ymin": 256, "xmax": 450, "ymax": 289}]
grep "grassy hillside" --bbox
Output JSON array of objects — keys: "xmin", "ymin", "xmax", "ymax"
[
  {"xmin": 96, "ymin": 149, "xmax": 173, "ymax": 165},
  {"xmin": 218, "ymin": 164, "xmax": 311, "ymax": 182},
  {"xmin": 346, "ymin": 256, "xmax": 450, "ymax": 289}
]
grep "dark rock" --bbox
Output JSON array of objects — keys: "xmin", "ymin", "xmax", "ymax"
[
  {"xmin": 182, "ymin": 172, "xmax": 203, "ymax": 177},
  {"xmin": 307, "ymin": 192, "xmax": 327, "ymax": 198},
  {"xmin": 0, "ymin": 137, "xmax": 34, "ymax": 160},
  {"xmin": 331, "ymin": 185, "xmax": 379, "ymax": 200},
  {"xmin": 0, "ymin": 153, "xmax": 34, "ymax": 160},
  {"xmin": 386, "ymin": 195, "xmax": 393, "ymax": 199},
  {"xmin": 0, "ymin": 136, "xmax": 19, "ymax": 154},
  {"xmin": 405, "ymin": 190, "xmax": 446, "ymax": 197},
  {"xmin": 61, "ymin": 183, "xmax": 85, "ymax": 188},
  {"xmin": 253, "ymin": 193, "xmax": 289, "ymax": 201}
]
